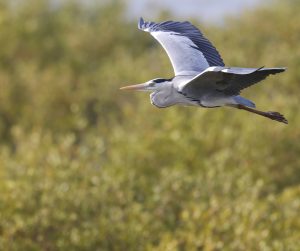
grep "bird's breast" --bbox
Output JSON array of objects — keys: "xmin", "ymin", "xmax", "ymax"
[
  {"xmin": 150, "ymin": 88, "xmax": 196, "ymax": 108},
  {"xmin": 150, "ymin": 91, "xmax": 171, "ymax": 108}
]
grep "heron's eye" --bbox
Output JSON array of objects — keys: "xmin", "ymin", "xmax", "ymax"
[{"xmin": 149, "ymin": 82, "xmax": 155, "ymax": 87}]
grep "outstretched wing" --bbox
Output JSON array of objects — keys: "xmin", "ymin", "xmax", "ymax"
[
  {"xmin": 180, "ymin": 67, "xmax": 286, "ymax": 96},
  {"xmin": 138, "ymin": 17, "xmax": 225, "ymax": 76}
]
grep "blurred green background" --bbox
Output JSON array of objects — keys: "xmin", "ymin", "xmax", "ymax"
[{"xmin": 0, "ymin": 0, "xmax": 299, "ymax": 250}]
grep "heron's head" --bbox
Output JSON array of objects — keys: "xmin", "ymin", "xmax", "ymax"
[{"xmin": 120, "ymin": 78, "xmax": 172, "ymax": 92}]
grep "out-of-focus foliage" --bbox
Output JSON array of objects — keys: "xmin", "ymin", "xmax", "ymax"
[{"xmin": 0, "ymin": 0, "xmax": 299, "ymax": 250}]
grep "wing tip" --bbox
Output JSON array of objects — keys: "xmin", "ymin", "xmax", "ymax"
[
  {"xmin": 258, "ymin": 66, "xmax": 287, "ymax": 74},
  {"xmin": 138, "ymin": 17, "xmax": 145, "ymax": 30},
  {"xmin": 278, "ymin": 67, "xmax": 287, "ymax": 73},
  {"xmin": 280, "ymin": 67, "xmax": 288, "ymax": 72}
]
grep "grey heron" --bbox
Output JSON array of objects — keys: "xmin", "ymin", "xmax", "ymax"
[{"xmin": 120, "ymin": 18, "xmax": 288, "ymax": 124}]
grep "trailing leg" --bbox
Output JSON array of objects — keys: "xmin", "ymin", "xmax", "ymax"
[{"xmin": 234, "ymin": 104, "xmax": 288, "ymax": 124}]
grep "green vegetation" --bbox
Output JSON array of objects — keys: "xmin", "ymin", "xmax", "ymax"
[{"xmin": 0, "ymin": 0, "xmax": 299, "ymax": 250}]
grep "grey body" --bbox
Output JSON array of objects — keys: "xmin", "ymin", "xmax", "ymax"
[
  {"xmin": 120, "ymin": 18, "xmax": 287, "ymax": 124},
  {"xmin": 150, "ymin": 66, "xmax": 285, "ymax": 109},
  {"xmin": 149, "ymin": 74, "xmax": 227, "ymax": 108},
  {"xmin": 153, "ymin": 73, "xmax": 233, "ymax": 108}
]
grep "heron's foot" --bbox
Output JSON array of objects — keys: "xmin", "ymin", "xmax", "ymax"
[{"xmin": 266, "ymin": 111, "xmax": 288, "ymax": 124}]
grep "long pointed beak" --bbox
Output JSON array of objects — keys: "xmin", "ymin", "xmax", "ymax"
[{"xmin": 120, "ymin": 83, "xmax": 149, "ymax": 91}]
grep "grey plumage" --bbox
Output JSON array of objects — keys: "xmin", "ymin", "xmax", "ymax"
[
  {"xmin": 179, "ymin": 67, "xmax": 286, "ymax": 97},
  {"xmin": 138, "ymin": 17, "xmax": 224, "ymax": 75},
  {"xmin": 120, "ymin": 18, "xmax": 288, "ymax": 124}
]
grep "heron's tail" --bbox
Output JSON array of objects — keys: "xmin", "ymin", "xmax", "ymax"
[{"xmin": 233, "ymin": 96, "xmax": 256, "ymax": 108}]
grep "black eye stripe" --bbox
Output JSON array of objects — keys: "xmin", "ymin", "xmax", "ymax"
[
  {"xmin": 154, "ymin": 79, "xmax": 165, "ymax": 83},
  {"xmin": 151, "ymin": 78, "xmax": 173, "ymax": 84}
]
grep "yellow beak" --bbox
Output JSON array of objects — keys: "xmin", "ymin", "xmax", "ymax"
[{"xmin": 120, "ymin": 83, "xmax": 149, "ymax": 91}]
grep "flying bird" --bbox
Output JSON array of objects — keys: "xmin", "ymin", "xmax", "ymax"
[{"xmin": 120, "ymin": 18, "xmax": 288, "ymax": 124}]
